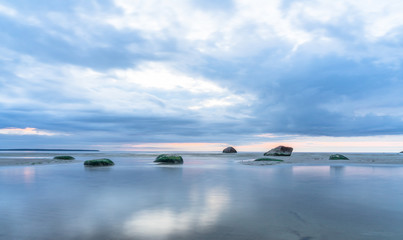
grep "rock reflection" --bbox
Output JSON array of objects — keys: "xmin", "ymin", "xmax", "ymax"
[
  {"xmin": 124, "ymin": 187, "xmax": 229, "ymax": 239},
  {"xmin": 330, "ymin": 165, "xmax": 345, "ymax": 177}
]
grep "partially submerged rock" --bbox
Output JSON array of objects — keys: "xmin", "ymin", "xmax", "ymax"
[
  {"xmin": 329, "ymin": 154, "xmax": 349, "ymax": 160},
  {"xmin": 154, "ymin": 154, "xmax": 183, "ymax": 164},
  {"xmin": 84, "ymin": 158, "xmax": 115, "ymax": 166},
  {"xmin": 264, "ymin": 146, "xmax": 293, "ymax": 156},
  {"xmin": 254, "ymin": 158, "xmax": 283, "ymax": 162},
  {"xmin": 53, "ymin": 156, "xmax": 75, "ymax": 160},
  {"xmin": 223, "ymin": 146, "xmax": 237, "ymax": 153},
  {"xmin": 242, "ymin": 158, "xmax": 283, "ymax": 166}
]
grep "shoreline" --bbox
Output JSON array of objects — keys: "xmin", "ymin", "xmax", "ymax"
[
  {"xmin": 0, "ymin": 158, "xmax": 79, "ymax": 167},
  {"xmin": 241, "ymin": 152, "xmax": 403, "ymax": 166},
  {"xmin": 1, "ymin": 152, "xmax": 402, "ymax": 167},
  {"xmin": 241, "ymin": 160, "xmax": 403, "ymax": 166},
  {"xmin": 0, "ymin": 149, "xmax": 99, "ymax": 152}
]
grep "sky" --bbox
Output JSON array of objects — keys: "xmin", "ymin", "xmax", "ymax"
[{"xmin": 1, "ymin": 0, "xmax": 403, "ymax": 152}]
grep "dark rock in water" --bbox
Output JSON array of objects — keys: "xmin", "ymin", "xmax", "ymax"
[
  {"xmin": 84, "ymin": 158, "xmax": 115, "ymax": 166},
  {"xmin": 223, "ymin": 146, "xmax": 237, "ymax": 153},
  {"xmin": 254, "ymin": 158, "xmax": 283, "ymax": 162},
  {"xmin": 154, "ymin": 154, "xmax": 183, "ymax": 164},
  {"xmin": 264, "ymin": 146, "xmax": 293, "ymax": 156},
  {"xmin": 53, "ymin": 156, "xmax": 75, "ymax": 160},
  {"xmin": 329, "ymin": 154, "xmax": 349, "ymax": 160}
]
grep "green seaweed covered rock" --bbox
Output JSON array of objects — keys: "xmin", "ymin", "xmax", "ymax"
[
  {"xmin": 329, "ymin": 154, "xmax": 349, "ymax": 160},
  {"xmin": 53, "ymin": 156, "xmax": 75, "ymax": 160},
  {"xmin": 84, "ymin": 158, "xmax": 115, "ymax": 166},
  {"xmin": 154, "ymin": 154, "xmax": 183, "ymax": 164},
  {"xmin": 254, "ymin": 158, "xmax": 284, "ymax": 162}
]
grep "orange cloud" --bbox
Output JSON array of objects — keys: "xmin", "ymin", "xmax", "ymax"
[
  {"xmin": 0, "ymin": 127, "xmax": 65, "ymax": 136},
  {"xmin": 238, "ymin": 135, "xmax": 403, "ymax": 152}
]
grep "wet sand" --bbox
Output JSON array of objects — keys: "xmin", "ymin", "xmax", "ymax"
[
  {"xmin": 0, "ymin": 157, "xmax": 77, "ymax": 166},
  {"xmin": 1, "ymin": 152, "xmax": 403, "ymax": 167},
  {"xmin": 241, "ymin": 152, "xmax": 403, "ymax": 166}
]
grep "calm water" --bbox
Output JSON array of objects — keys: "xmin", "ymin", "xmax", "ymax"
[{"xmin": 1, "ymin": 152, "xmax": 403, "ymax": 240}]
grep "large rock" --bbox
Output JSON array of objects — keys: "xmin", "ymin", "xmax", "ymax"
[
  {"xmin": 329, "ymin": 154, "xmax": 349, "ymax": 160},
  {"xmin": 223, "ymin": 146, "xmax": 237, "ymax": 153},
  {"xmin": 154, "ymin": 154, "xmax": 183, "ymax": 164},
  {"xmin": 264, "ymin": 146, "xmax": 293, "ymax": 156},
  {"xmin": 84, "ymin": 158, "xmax": 115, "ymax": 166}
]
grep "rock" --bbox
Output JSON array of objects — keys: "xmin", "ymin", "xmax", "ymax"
[
  {"xmin": 84, "ymin": 158, "xmax": 115, "ymax": 166},
  {"xmin": 223, "ymin": 146, "xmax": 237, "ymax": 153},
  {"xmin": 154, "ymin": 154, "xmax": 183, "ymax": 164},
  {"xmin": 329, "ymin": 154, "xmax": 349, "ymax": 160},
  {"xmin": 254, "ymin": 158, "xmax": 283, "ymax": 162},
  {"xmin": 264, "ymin": 146, "xmax": 293, "ymax": 156},
  {"xmin": 53, "ymin": 156, "xmax": 75, "ymax": 160}
]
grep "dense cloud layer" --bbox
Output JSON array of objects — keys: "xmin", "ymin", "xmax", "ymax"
[{"xmin": 1, "ymin": 0, "xmax": 403, "ymax": 150}]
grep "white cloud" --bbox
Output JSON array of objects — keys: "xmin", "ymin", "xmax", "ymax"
[
  {"xmin": 0, "ymin": 4, "xmax": 17, "ymax": 17},
  {"xmin": 4, "ymin": 0, "xmax": 399, "ymax": 62},
  {"xmin": 103, "ymin": 0, "xmax": 311, "ymax": 57},
  {"xmin": 348, "ymin": 0, "xmax": 403, "ymax": 40},
  {"xmin": 113, "ymin": 62, "xmax": 225, "ymax": 93},
  {"xmin": 1, "ymin": 50, "xmax": 253, "ymax": 119},
  {"xmin": 97, "ymin": 0, "xmax": 403, "ymax": 62},
  {"xmin": 286, "ymin": 0, "xmax": 403, "ymax": 41},
  {"xmin": 4, "ymin": 0, "xmax": 403, "ymax": 61},
  {"xmin": 189, "ymin": 95, "xmax": 248, "ymax": 110}
]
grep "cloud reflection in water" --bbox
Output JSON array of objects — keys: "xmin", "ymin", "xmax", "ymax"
[{"xmin": 124, "ymin": 187, "xmax": 229, "ymax": 239}]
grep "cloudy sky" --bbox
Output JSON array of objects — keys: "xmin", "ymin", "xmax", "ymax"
[{"xmin": 1, "ymin": 0, "xmax": 403, "ymax": 152}]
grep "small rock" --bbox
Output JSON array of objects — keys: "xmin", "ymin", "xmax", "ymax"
[
  {"xmin": 329, "ymin": 154, "xmax": 349, "ymax": 160},
  {"xmin": 53, "ymin": 156, "xmax": 75, "ymax": 160},
  {"xmin": 154, "ymin": 154, "xmax": 183, "ymax": 164},
  {"xmin": 84, "ymin": 158, "xmax": 115, "ymax": 166},
  {"xmin": 264, "ymin": 146, "xmax": 293, "ymax": 156},
  {"xmin": 223, "ymin": 146, "xmax": 237, "ymax": 153}
]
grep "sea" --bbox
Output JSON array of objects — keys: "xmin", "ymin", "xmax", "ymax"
[{"xmin": 1, "ymin": 151, "xmax": 403, "ymax": 240}]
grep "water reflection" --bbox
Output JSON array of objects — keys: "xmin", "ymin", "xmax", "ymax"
[
  {"xmin": 330, "ymin": 165, "xmax": 345, "ymax": 177},
  {"xmin": 291, "ymin": 165, "xmax": 330, "ymax": 177},
  {"xmin": 2, "ymin": 154, "xmax": 403, "ymax": 240},
  {"xmin": 0, "ymin": 167, "xmax": 36, "ymax": 184},
  {"xmin": 124, "ymin": 187, "xmax": 229, "ymax": 239},
  {"xmin": 23, "ymin": 167, "xmax": 35, "ymax": 184},
  {"xmin": 291, "ymin": 165, "xmax": 347, "ymax": 179},
  {"xmin": 84, "ymin": 166, "xmax": 113, "ymax": 172}
]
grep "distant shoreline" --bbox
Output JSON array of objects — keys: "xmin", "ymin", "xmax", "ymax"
[{"xmin": 0, "ymin": 149, "xmax": 99, "ymax": 152}]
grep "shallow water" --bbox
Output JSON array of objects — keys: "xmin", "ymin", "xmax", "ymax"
[{"xmin": 1, "ymin": 152, "xmax": 403, "ymax": 240}]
